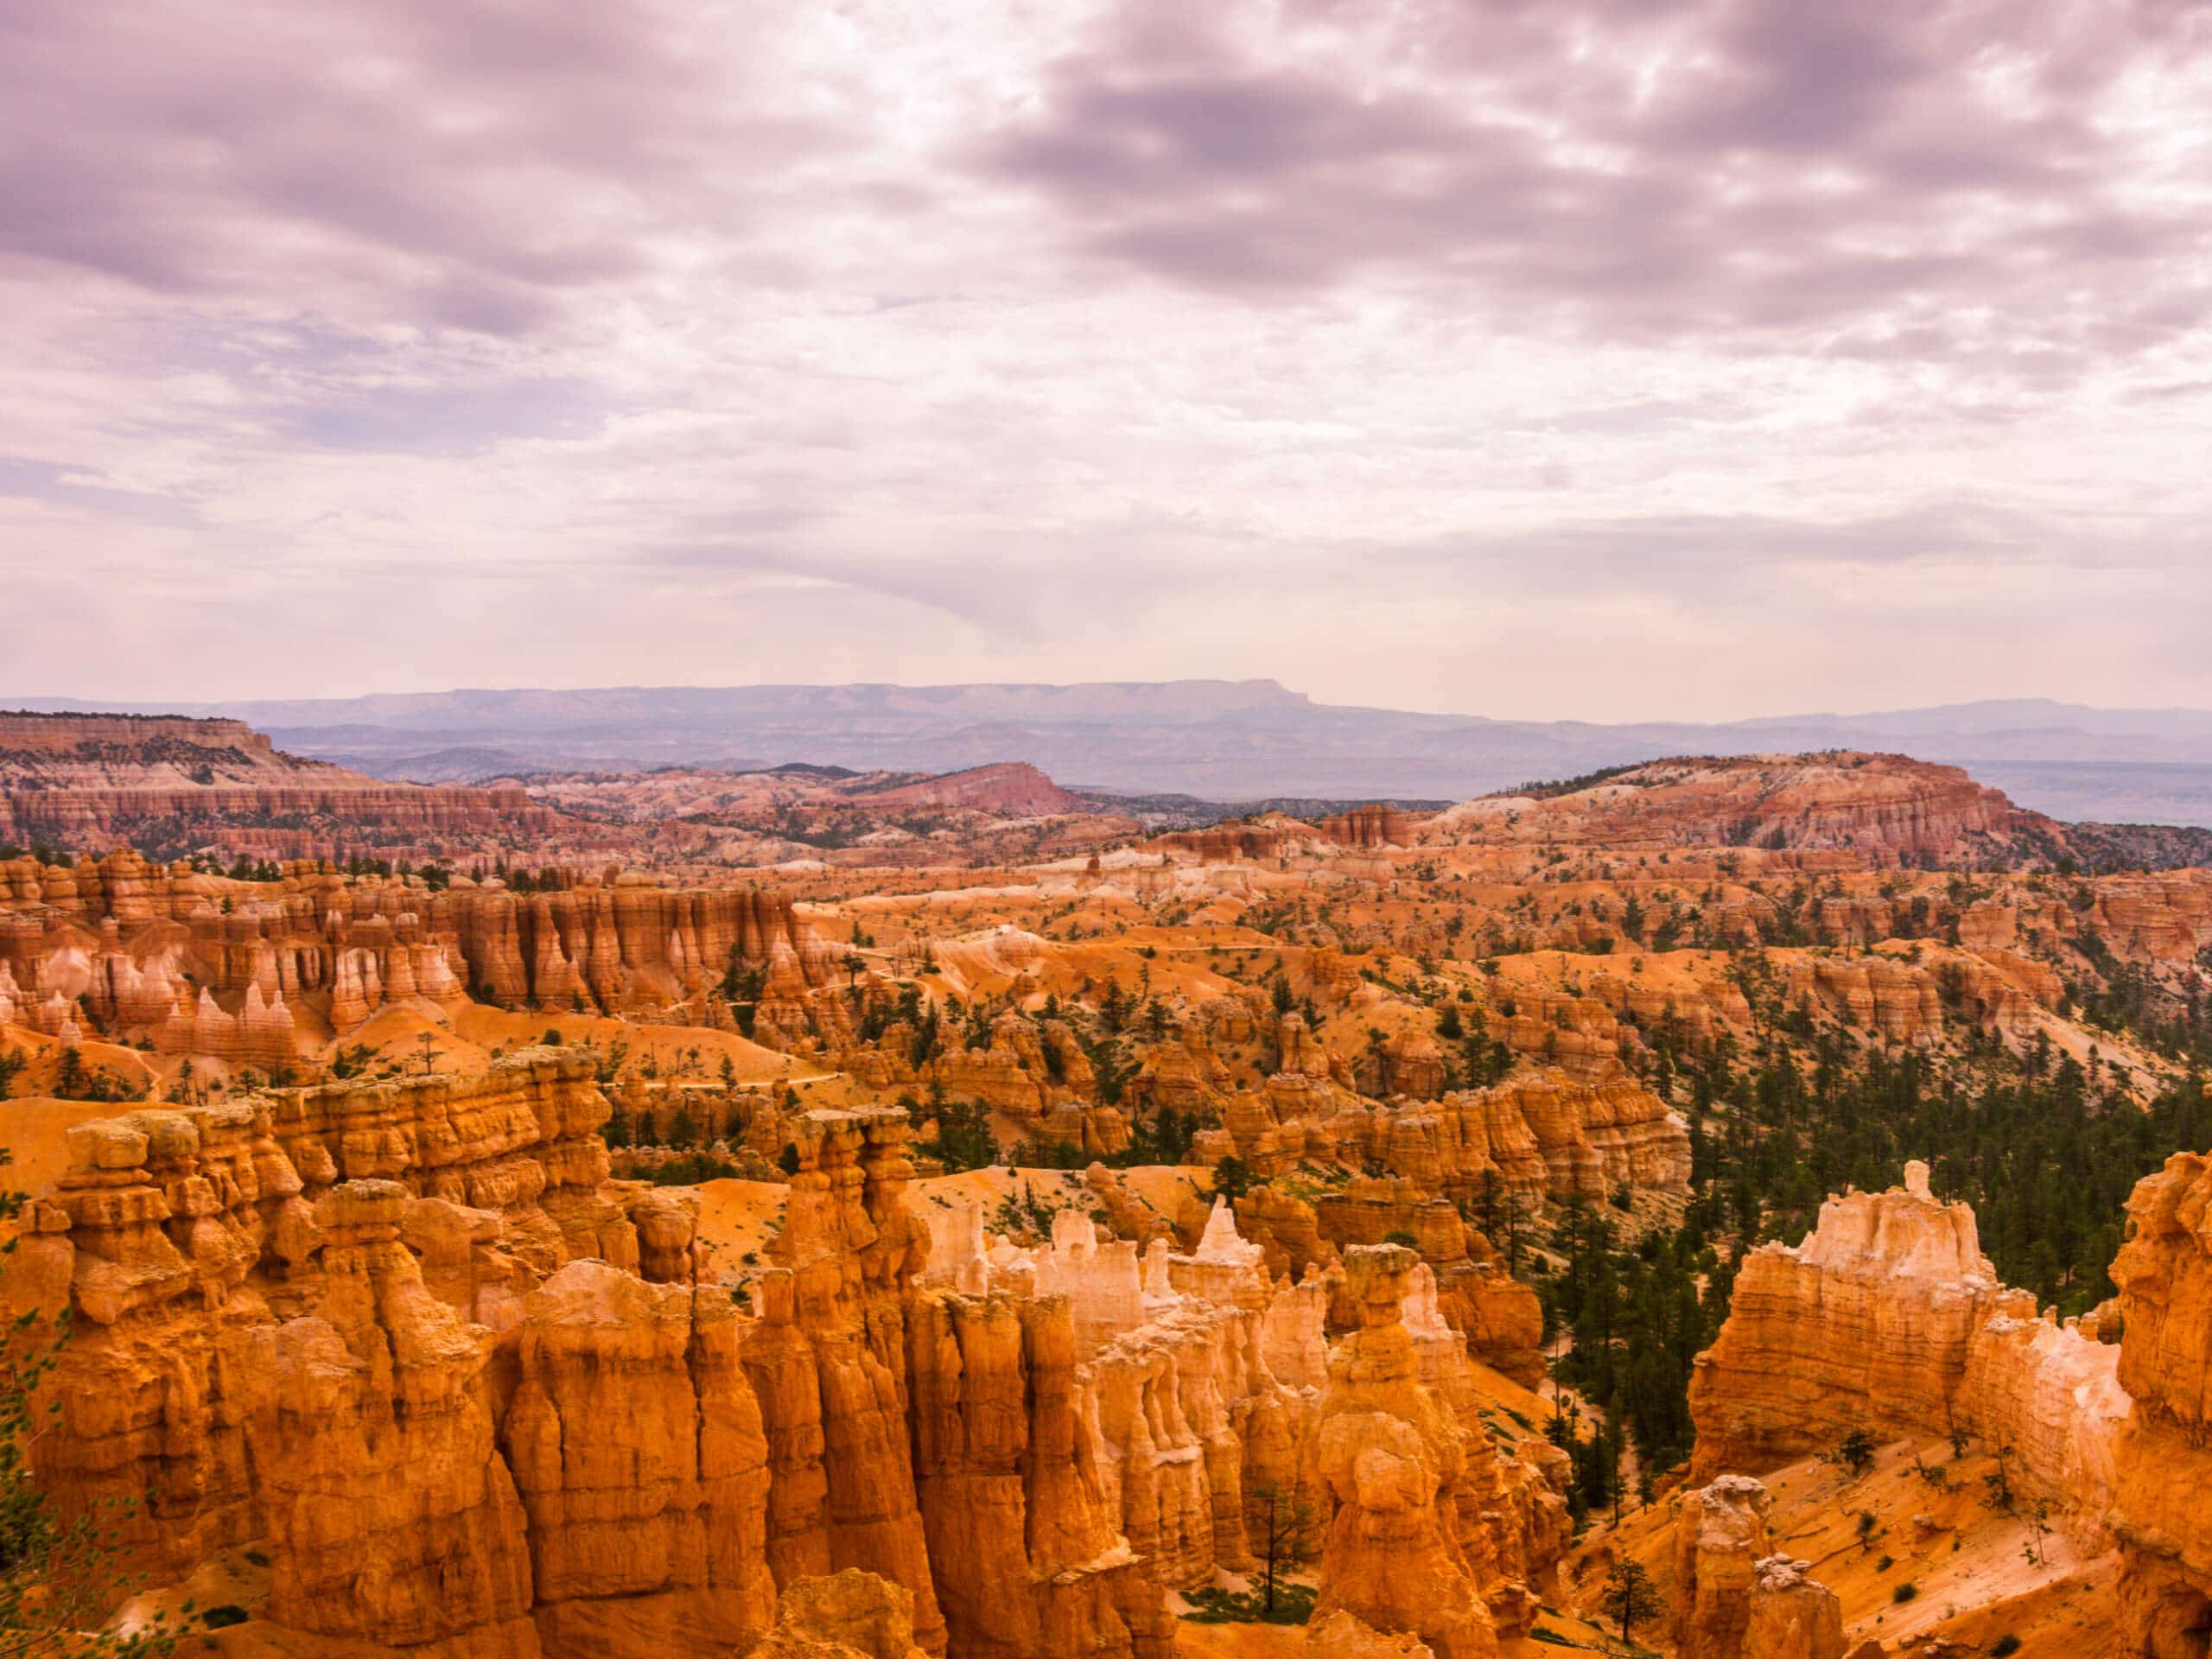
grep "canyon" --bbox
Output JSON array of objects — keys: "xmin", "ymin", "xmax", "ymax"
[
  {"xmin": 3, "ymin": 733, "xmax": 2210, "ymax": 1656},
  {"xmin": 3, "ymin": 1054, "xmax": 1570, "ymax": 1658}
]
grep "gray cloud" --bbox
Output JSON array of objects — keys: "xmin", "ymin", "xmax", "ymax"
[
  {"xmin": 2, "ymin": 0, "xmax": 2209, "ymax": 718},
  {"xmin": 970, "ymin": 0, "xmax": 2211, "ymax": 376}
]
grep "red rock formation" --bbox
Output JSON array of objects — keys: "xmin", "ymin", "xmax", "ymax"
[
  {"xmin": 2093, "ymin": 872, "xmax": 2212, "ymax": 964},
  {"xmin": 0, "ymin": 712, "xmax": 569, "ymax": 857},
  {"xmin": 1480, "ymin": 990, "xmax": 1624, "ymax": 1080},
  {"xmin": 15, "ymin": 1062, "xmax": 972, "ymax": 1656},
  {"xmin": 1151, "ymin": 814, "xmax": 1319, "ymax": 864},
  {"xmin": 1319, "ymin": 806, "xmax": 1416, "ymax": 850},
  {"xmin": 923, "ymin": 1013, "xmax": 1121, "ymax": 1152},
  {"xmin": 848, "ymin": 763, "xmax": 1086, "ymax": 816},
  {"xmin": 1306, "ymin": 1245, "xmax": 1504, "ymax": 1659},
  {"xmin": 753, "ymin": 1569, "xmax": 931, "ymax": 1659},
  {"xmin": 1309, "ymin": 1176, "xmax": 1541, "ymax": 1385},
  {"xmin": 499, "ymin": 1260, "xmax": 779, "ymax": 1655},
  {"xmin": 258, "ymin": 1179, "xmax": 540, "ymax": 1655},
  {"xmin": 0, "ymin": 852, "xmax": 837, "ymax": 1056},
  {"xmin": 1688, "ymin": 1161, "xmax": 2126, "ymax": 1541},
  {"xmin": 1743, "ymin": 1556, "xmax": 1846, "ymax": 1659},
  {"xmin": 1421, "ymin": 753, "xmax": 2063, "ymax": 867},
  {"xmin": 2108, "ymin": 1148, "xmax": 2212, "ymax": 1656},
  {"xmin": 12, "ymin": 1052, "xmax": 1580, "ymax": 1659},
  {"xmin": 1671, "ymin": 1477, "xmax": 1842, "ymax": 1659}
]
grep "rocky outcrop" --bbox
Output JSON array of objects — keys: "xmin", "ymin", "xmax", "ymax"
[
  {"xmin": 855, "ymin": 763, "xmax": 1084, "ymax": 816},
  {"xmin": 0, "ymin": 852, "xmax": 838, "ymax": 1055},
  {"xmin": 1670, "ymin": 1477, "xmax": 1843, "ymax": 1659},
  {"xmin": 1304, "ymin": 1610, "xmax": 1435, "ymax": 1658},
  {"xmin": 1673, "ymin": 1476, "xmax": 1776, "ymax": 1659},
  {"xmin": 257, "ymin": 1179, "xmax": 540, "ymax": 1655},
  {"xmin": 1219, "ymin": 1070, "xmax": 1688, "ymax": 1207},
  {"xmin": 1319, "ymin": 806, "xmax": 1416, "ymax": 851},
  {"xmin": 12, "ymin": 1065, "xmax": 935, "ymax": 1657},
  {"xmin": 1420, "ymin": 753, "xmax": 2060, "ymax": 867},
  {"xmin": 1309, "ymin": 1177, "xmax": 1541, "ymax": 1387},
  {"xmin": 0, "ymin": 712, "xmax": 568, "ymax": 857},
  {"xmin": 1688, "ymin": 1162, "xmax": 2125, "ymax": 1541},
  {"xmin": 1150, "ymin": 815, "xmax": 1320, "ymax": 865},
  {"xmin": 14, "ymin": 1052, "xmax": 1575, "ymax": 1659},
  {"xmin": 2091, "ymin": 873, "xmax": 2212, "ymax": 965},
  {"xmin": 753, "ymin": 1569, "xmax": 930, "ymax": 1659},
  {"xmin": 923, "ymin": 1014, "xmax": 1122, "ymax": 1152},
  {"xmin": 906, "ymin": 1290, "xmax": 1175, "ymax": 1659},
  {"xmin": 1742, "ymin": 1556, "xmax": 1845, "ymax": 1659},
  {"xmin": 926, "ymin": 1199, "xmax": 1302, "ymax": 1611},
  {"xmin": 499, "ymin": 1259, "xmax": 778, "ymax": 1655},
  {"xmin": 1481, "ymin": 992, "xmax": 1625, "ymax": 1081},
  {"xmin": 1356, "ymin": 1073, "xmax": 1688, "ymax": 1204},
  {"xmin": 2109, "ymin": 1148, "xmax": 2212, "ymax": 1656},
  {"xmin": 1306, "ymin": 1245, "xmax": 1528, "ymax": 1659}
]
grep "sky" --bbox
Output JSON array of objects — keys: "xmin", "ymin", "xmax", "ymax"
[{"xmin": 3, "ymin": 0, "xmax": 2210, "ymax": 721}]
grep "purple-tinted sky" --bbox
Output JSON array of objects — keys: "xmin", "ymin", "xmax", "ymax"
[{"xmin": 4, "ymin": 0, "xmax": 2209, "ymax": 718}]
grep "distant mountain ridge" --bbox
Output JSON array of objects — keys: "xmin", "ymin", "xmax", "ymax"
[{"xmin": 20, "ymin": 681, "xmax": 2212, "ymax": 827}]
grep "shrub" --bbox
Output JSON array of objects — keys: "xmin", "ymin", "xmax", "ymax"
[
  {"xmin": 1179, "ymin": 1584, "xmax": 1317, "ymax": 1626},
  {"xmin": 1991, "ymin": 1637, "xmax": 2022, "ymax": 1657},
  {"xmin": 1892, "ymin": 1582, "xmax": 1920, "ymax": 1604}
]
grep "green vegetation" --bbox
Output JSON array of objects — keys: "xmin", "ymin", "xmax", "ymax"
[
  {"xmin": 1599, "ymin": 1559, "xmax": 1662, "ymax": 1644},
  {"xmin": 1179, "ymin": 1584, "xmax": 1317, "ymax": 1626}
]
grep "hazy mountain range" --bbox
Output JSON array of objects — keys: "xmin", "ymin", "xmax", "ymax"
[{"xmin": 23, "ymin": 681, "xmax": 2212, "ymax": 827}]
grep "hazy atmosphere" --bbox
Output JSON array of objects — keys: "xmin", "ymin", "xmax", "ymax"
[
  {"xmin": 10, "ymin": 8, "xmax": 2212, "ymax": 1656},
  {"xmin": 7, "ymin": 0, "xmax": 2211, "ymax": 716}
]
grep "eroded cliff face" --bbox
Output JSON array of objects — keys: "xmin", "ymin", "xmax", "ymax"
[
  {"xmin": 12, "ymin": 1058, "xmax": 811, "ymax": 1656},
  {"xmin": 1217, "ymin": 1066, "xmax": 1688, "ymax": 1206},
  {"xmin": 14, "ymin": 1051, "xmax": 1576, "ymax": 1657},
  {"xmin": 1668, "ymin": 1475, "xmax": 1844, "ymax": 1659},
  {"xmin": 1687, "ymin": 1162, "xmax": 2126, "ymax": 1545},
  {"xmin": 1303, "ymin": 1245, "xmax": 1568, "ymax": 1659},
  {"xmin": 0, "ymin": 851, "xmax": 836, "ymax": 1058},
  {"xmin": 2109, "ymin": 1148, "xmax": 2212, "ymax": 1656},
  {"xmin": 0, "ymin": 713, "xmax": 568, "ymax": 856},
  {"xmin": 1418, "ymin": 753, "xmax": 2056, "ymax": 865}
]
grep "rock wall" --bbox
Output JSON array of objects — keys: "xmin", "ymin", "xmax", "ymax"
[
  {"xmin": 1305, "ymin": 1246, "xmax": 1508, "ymax": 1659},
  {"xmin": 13, "ymin": 1053, "xmax": 1574, "ymax": 1658},
  {"xmin": 1221, "ymin": 1068, "xmax": 1689, "ymax": 1205},
  {"xmin": 10, "ymin": 1065, "xmax": 940, "ymax": 1657},
  {"xmin": 0, "ymin": 852, "xmax": 836, "ymax": 1058},
  {"xmin": 2109, "ymin": 1147, "xmax": 2212, "ymax": 1656},
  {"xmin": 1688, "ymin": 1162, "xmax": 2125, "ymax": 1541},
  {"xmin": 0, "ymin": 713, "xmax": 566, "ymax": 855},
  {"xmin": 1419, "ymin": 753, "xmax": 2056, "ymax": 866}
]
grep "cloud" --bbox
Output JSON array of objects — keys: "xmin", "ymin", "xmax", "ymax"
[
  {"xmin": 969, "ymin": 0, "xmax": 2212, "ymax": 372},
  {"xmin": 1, "ymin": 0, "xmax": 2209, "ymax": 721},
  {"xmin": 0, "ymin": 0, "xmax": 842, "ymax": 335},
  {"xmin": 0, "ymin": 457, "xmax": 201, "ymax": 526}
]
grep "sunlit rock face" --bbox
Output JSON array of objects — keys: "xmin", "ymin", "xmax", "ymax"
[
  {"xmin": 2110, "ymin": 1148, "xmax": 2212, "ymax": 1657},
  {"xmin": 1689, "ymin": 1162, "xmax": 2125, "ymax": 1516},
  {"xmin": 15, "ymin": 1040, "xmax": 1580, "ymax": 1659}
]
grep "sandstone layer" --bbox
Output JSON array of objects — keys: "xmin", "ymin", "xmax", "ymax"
[
  {"xmin": 1688, "ymin": 1161, "xmax": 2126, "ymax": 1544},
  {"xmin": 0, "ymin": 712, "xmax": 568, "ymax": 856}
]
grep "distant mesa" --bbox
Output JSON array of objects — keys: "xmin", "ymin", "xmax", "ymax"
[{"xmin": 29, "ymin": 679, "xmax": 2212, "ymax": 825}]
